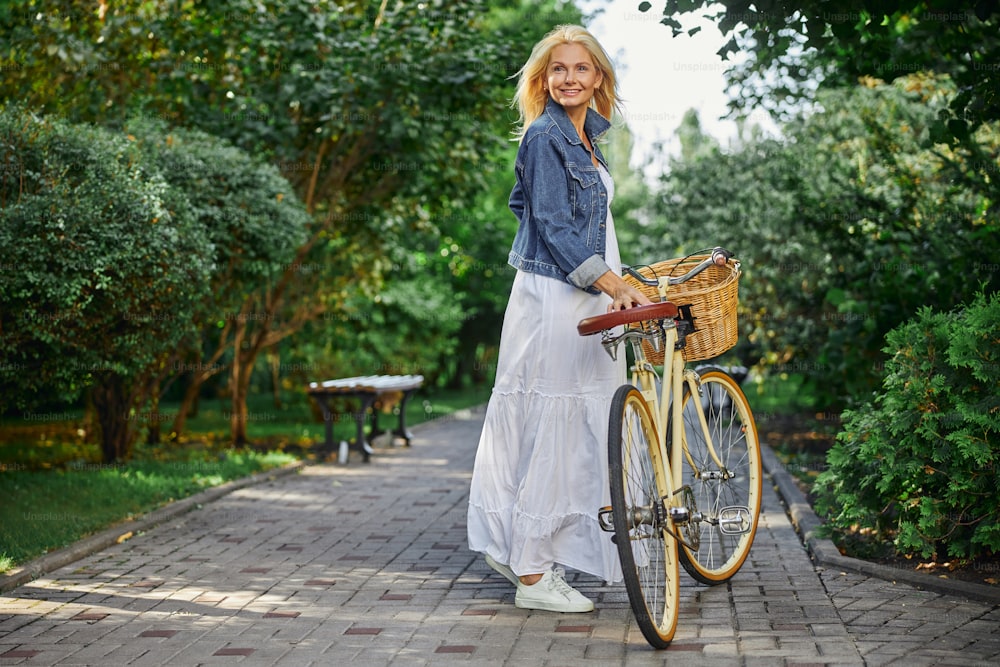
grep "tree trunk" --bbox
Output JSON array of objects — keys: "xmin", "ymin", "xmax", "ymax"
[
  {"xmin": 91, "ymin": 375, "xmax": 138, "ymax": 463},
  {"xmin": 169, "ymin": 348, "xmax": 227, "ymax": 440},
  {"xmin": 268, "ymin": 346, "xmax": 282, "ymax": 409},
  {"xmin": 81, "ymin": 391, "xmax": 97, "ymax": 443},
  {"xmin": 170, "ymin": 367, "xmax": 220, "ymax": 439},
  {"xmin": 170, "ymin": 377, "xmax": 199, "ymax": 440},
  {"xmin": 230, "ymin": 316, "xmax": 250, "ymax": 447},
  {"xmin": 145, "ymin": 382, "xmax": 161, "ymax": 445},
  {"xmin": 230, "ymin": 370, "xmax": 250, "ymax": 446},
  {"xmin": 223, "ymin": 232, "xmax": 328, "ymax": 447}
]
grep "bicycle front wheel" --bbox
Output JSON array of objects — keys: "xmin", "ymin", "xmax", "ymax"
[
  {"xmin": 675, "ymin": 367, "xmax": 761, "ymax": 584},
  {"xmin": 608, "ymin": 385, "xmax": 680, "ymax": 650}
]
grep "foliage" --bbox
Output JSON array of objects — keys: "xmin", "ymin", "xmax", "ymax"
[
  {"xmin": 602, "ymin": 117, "xmax": 656, "ymax": 255},
  {"xmin": 276, "ymin": 0, "xmax": 584, "ymax": 393},
  {"xmin": 0, "ymin": 105, "xmax": 213, "ymax": 460},
  {"xmin": 124, "ymin": 117, "xmax": 310, "ymax": 438},
  {"xmin": 641, "ymin": 1, "xmax": 1000, "ymax": 141},
  {"xmin": 126, "ymin": 118, "xmax": 309, "ymax": 301},
  {"xmin": 637, "ymin": 76, "xmax": 1000, "ymax": 407},
  {"xmin": 0, "ymin": 0, "xmax": 571, "ymax": 443},
  {"xmin": 0, "ymin": 0, "xmax": 516, "ymax": 238},
  {"xmin": 0, "ymin": 106, "xmax": 208, "ymax": 404},
  {"xmin": 813, "ymin": 291, "xmax": 1000, "ymax": 560},
  {"xmin": 292, "ymin": 201, "xmax": 505, "ymax": 389}
]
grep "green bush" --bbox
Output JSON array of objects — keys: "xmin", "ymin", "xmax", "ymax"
[
  {"xmin": 814, "ymin": 291, "xmax": 1000, "ymax": 560},
  {"xmin": 0, "ymin": 105, "xmax": 212, "ymax": 410},
  {"xmin": 125, "ymin": 117, "xmax": 309, "ymax": 293},
  {"xmin": 124, "ymin": 117, "xmax": 311, "ymax": 438}
]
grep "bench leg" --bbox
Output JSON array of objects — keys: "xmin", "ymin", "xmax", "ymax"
[
  {"xmin": 311, "ymin": 395, "xmax": 337, "ymax": 456},
  {"xmin": 352, "ymin": 393, "xmax": 377, "ymax": 463},
  {"xmin": 370, "ymin": 407, "xmax": 381, "ymax": 443},
  {"xmin": 393, "ymin": 388, "xmax": 418, "ymax": 447}
]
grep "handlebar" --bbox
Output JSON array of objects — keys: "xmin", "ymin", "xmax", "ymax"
[{"xmin": 624, "ymin": 247, "xmax": 734, "ymax": 288}]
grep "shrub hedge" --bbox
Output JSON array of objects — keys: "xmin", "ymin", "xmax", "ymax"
[
  {"xmin": 814, "ymin": 291, "xmax": 1000, "ymax": 560},
  {"xmin": 0, "ymin": 105, "xmax": 309, "ymax": 460},
  {"xmin": 0, "ymin": 105, "xmax": 212, "ymax": 408}
]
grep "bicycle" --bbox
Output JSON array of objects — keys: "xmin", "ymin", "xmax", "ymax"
[{"xmin": 576, "ymin": 248, "xmax": 762, "ymax": 649}]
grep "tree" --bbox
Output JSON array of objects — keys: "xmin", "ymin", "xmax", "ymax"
[
  {"xmin": 0, "ymin": 106, "xmax": 213, "ymax": 461},
  {"xmin": 124, "ymin": 118, "xmax": 311, "ymax": 441},
  {"xmin": 0, "ymin": 0, "xmax": 527, "ymax": 443},
  {"xmin": 638, "ymin": 76, "xmax": 1000, "ymax": 407},
  {"xmin": 204, "ymin": 0, "xmax": 515, "ymax": 443},
  {"xmin": 268, "ymin": 0, "xmax": 588, "ymax": 399}
]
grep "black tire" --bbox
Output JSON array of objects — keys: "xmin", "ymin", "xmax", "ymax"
[{"xmin": 607, "ymin": 384, "xmax": 680, "ymax": 649}]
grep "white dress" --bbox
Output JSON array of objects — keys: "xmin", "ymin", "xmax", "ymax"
[{"xmin": 467, "ymin": 165, "xmax": 626, "ymax": 583}]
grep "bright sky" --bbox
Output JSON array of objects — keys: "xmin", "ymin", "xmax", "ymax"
[{"xmin": 583, "ymin": 0, "xmax": 777, "ymax": 172}]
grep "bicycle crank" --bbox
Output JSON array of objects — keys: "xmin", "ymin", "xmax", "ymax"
[
  {"xmin": 597, "ymin": 504, "xmax": 659, "ymax": 534},
  {"xmin": 670, "ymin": 486, "xmax": 701, "ymax": 550}
]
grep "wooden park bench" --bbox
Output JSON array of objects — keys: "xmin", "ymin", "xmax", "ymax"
[{"xmin": 307, "ymin": 374, "xmax": 424, "ymax": 463}]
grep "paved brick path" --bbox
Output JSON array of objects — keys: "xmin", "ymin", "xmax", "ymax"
[{"xmin": 1, "ymin": 407, "xmax": 998, "ymax": 665}]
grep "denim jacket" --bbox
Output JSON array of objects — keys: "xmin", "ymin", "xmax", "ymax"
[{"xmin": 508, "ymin": 98, "xmax": 612, "ymax": 294}]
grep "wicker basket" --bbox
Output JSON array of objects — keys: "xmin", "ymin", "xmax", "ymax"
[{"xmin": 624, "ymin": 253, "xmax": 741, "ymax": 363}]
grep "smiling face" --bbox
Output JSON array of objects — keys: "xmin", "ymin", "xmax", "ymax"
[{"xmin": 545, "ymin": 42, "xmax": 603, "ymax": 114}]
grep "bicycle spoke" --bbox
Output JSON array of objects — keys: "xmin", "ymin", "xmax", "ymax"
[
  {"xmin": 608, "ymin": 385, "xmax": 679, "ymax": 649},
  {"xmin": 674, "ymin": 369, "xmax": 762, "ymax": 584}
]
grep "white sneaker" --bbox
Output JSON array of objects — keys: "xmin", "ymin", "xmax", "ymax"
[
  {"xmin": 484, "ymin": 554, "xmax": 518, "ymax": 586},
  {"xmin": 514, "ymin": 567, "xmax": 594, "ymax": 613}
]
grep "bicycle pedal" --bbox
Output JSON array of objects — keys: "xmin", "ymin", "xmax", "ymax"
[
  {"xmin": 718, "ymin": 506, "xmax": 752, "ymax": 535},
  {"xmin": 597, "ymin": 506, "xmax": 616, "ymax": 533}
]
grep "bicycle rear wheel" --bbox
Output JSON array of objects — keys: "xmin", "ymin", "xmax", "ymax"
[
  {"xmin": 674, "ymin": 367, "xmax": 761, "ymax": 584},
  {"xmin": 607, "ymin": 385, "xmax": 680, "ymax": 649}
]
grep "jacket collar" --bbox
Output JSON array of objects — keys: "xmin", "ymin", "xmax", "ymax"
[{"xmin": 544, "ymin": 97, "xmax": 611, "ymax": 145}]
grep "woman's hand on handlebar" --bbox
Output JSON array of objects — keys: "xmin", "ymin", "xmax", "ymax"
[
  {"xmin": 593, "ymin": 270, "xmax": 653, "ymax": 313},
  {"xmin": 608, "ymin": 283, "xmax": 652, "ymax": 312}
]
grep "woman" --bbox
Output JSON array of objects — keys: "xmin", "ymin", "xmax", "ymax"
[{"xmin": 467, "ymin": 25, "xmax": 651, "ymax": 613}]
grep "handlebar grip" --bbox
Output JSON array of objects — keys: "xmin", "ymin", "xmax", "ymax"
[{"xmin": 712, "ymin": 247, "xmax": 733, "ymax": 265}]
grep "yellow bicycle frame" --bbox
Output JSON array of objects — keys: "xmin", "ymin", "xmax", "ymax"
[{"xmin": 627, "ymin": 278, "xmax": 727, "ymax": 503}]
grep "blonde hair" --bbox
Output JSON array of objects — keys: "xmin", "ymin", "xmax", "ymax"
[{"xmin": 511, "ymin": 25, "xmax": 622, "ymax": 141}]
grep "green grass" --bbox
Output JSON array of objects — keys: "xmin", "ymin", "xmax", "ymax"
[
  {"xmin": 174, "ymin": 384, "xmax": 493, "ymax": 450},
  {"xmin": 0, "ymin": 448, "xmax": 296, "ymax": 567},
  {"xmin": 0, "ymin": 553, "xmax": 14, "ymax": 572},
  {"xmin": 0, "ymin": 383, "xmax": 493, "ymax": 573}
]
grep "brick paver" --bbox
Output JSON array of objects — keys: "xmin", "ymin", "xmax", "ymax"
[{"xmin": 1, "ymin": 407, "xmax": 998, "ymax": 665}]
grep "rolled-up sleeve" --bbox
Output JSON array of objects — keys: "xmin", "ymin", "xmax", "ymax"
[{"xmin": 567, "ymin": 254, "xmax": 612, "ymax": 289}]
